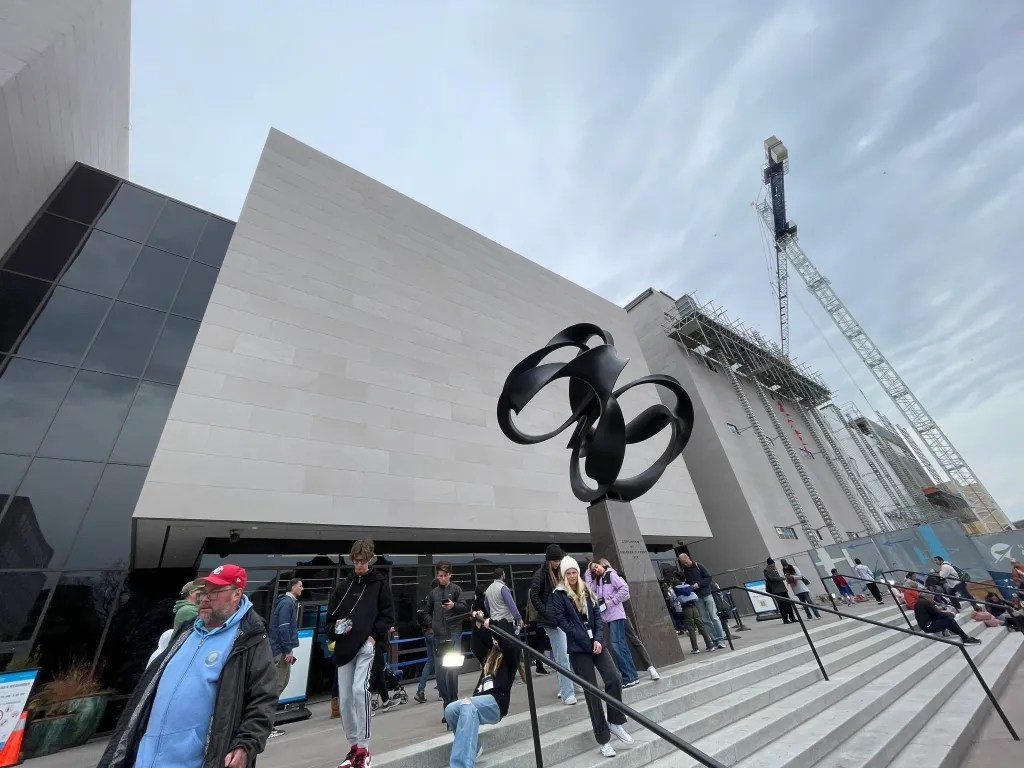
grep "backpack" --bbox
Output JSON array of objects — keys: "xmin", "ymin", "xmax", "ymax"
[{"xmin": 950, "ymin": 564, "xmax": 970, "ymax": 582}]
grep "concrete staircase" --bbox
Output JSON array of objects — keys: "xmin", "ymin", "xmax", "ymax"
[{"xmin": 375, "ymin": 606, "xmax": 1022, "ymax": 768}]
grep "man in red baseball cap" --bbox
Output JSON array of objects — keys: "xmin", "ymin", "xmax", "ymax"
[{"xmin": 98, "ymin": 564, "xmax": 277, "ymax": 768}]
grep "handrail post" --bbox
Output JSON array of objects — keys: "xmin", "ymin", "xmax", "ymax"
[
  {"xmin": 886, "ymin": 581, "xmax": 914, "ymax": 631},
  {"xmin": 958, "ymin": 644, "xmax": 1020, "ymax": 741},
  {"xmin": 521, "ymin": 651, "xmax": 545, "ymax": 767},
  {"xmin": 821, "ymin": 575, "xmax": 841, "ymax": 617},
  {"xmin": 793, "ymin": 603, "xmax": 829, "ymax": 681}
]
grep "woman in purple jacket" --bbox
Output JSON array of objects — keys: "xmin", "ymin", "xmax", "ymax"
[{"xmin": 585, "ymin": 559, "xmax": 639, "ymax": 687}]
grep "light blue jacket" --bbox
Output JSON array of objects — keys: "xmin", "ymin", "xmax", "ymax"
[{"xmin": 132, "ymin": 596, "xmax": 254, "ymax": 768}]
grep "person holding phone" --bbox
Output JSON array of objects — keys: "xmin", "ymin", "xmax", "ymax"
[
  {"xmin": 549, "ymin": 557, "xmax": 634, "ymax": 759},
  {"xmin": 425, "ymin": 561, "xmax": 467, "ymax": 723},
  {"xmin": 584, "ymin": 559, "xmax": 639, "ymax": 688}
]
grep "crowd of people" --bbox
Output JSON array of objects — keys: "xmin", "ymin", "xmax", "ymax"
[{"xmin": 97, "ymin": 545, "xmax": 1020, "ymax": 768}]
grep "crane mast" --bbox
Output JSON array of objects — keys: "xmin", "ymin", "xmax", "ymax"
[{"xmin": 758, "ymin": 137, "xmax": 1004, "ymax": 533}]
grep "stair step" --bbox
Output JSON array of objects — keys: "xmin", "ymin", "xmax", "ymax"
[
  {"xmin": 888, "ymin": 628, "xmax": 1024, "ymax": 768},
  {"xmin": 553, "ymin": 610, "xmax": 959, "ymax": 768},
  {"xmin": 375, "ymin": 607, "xmax": 902, "ymax": 767}
]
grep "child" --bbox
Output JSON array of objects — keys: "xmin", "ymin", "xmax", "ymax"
[{"xmin": 831, "ymin": 569, "xmax": 856, "ymax": 606}]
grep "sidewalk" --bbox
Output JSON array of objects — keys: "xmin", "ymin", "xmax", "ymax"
[{"xmin": 24, "ymin": 601, "xmax": 875, "ymax": 767}]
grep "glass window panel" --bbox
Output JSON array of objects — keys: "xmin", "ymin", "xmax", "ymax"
[
  {"xmin": 15, "ymin": 287, "xmax": 110, "ymax": 366},
  {"xmin": 0, "ymin": 271, "xmax": 51, "ymax": 352},
  {"xmin": 117, "ymin": 247, "xmax": 187, "ymax": 311},
  {"xmin": 0, "ymin": 453, "xmax": 31, "ymax": 498},
  {"xmin": 59, "ymin": 230, "xmax": 141, "ymax": 298},
  {"xmin": 65, "ymin": 465, "xmax": 148, "ymax": 571},
  {"xmin": 31, "ymin": 570, "xmax": 126, "ymax": 681},
  {"xmin": 0, "ymin": 359, "xmax": 76, "ymax": 455},
  {"xmin": 2, "ymin": 214, "xmax": 88, "ymax": 280},
  {"xmin": 46, "ymin": 166, "xmax": 119, "ymax": 224},
  {"xmin": 83, "ymin": 302, "xmax": 164, "ymax": 377},
  {"xmin": 147, "ymin": 201, "xmax": 208, "ymax": 257},
  {"xmin": 2, "ymin": 458, "xmax": 104, "ymax": 570},
  {"xmin": 171, "ymin": 261, "xmax": 218, "ymax": 320},
  {"xmin": 193, "ymin": 216, "xmax": 234, "ymax": 267},
  {"xmin": 110, "ymin": 381, "xmax": 175, "ymax": 464},
  {"xmin": 144, "ymin": 315, "xmax": 199, "ymax": 385},
  {"xmin": 95, "ymin": 184, "xmax": 165, "ymax": 243},
  {"xmin": 0, "ymin": 572, "xmax": 57, "ymax": 643},
  {"xmin": 38, "ymin": 371, "xmax": 137, "ymax": 461}
]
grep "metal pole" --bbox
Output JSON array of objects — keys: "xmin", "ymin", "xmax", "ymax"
[
  {"xmin": 793, "ymin": 607, "xmax": 829, "ymax": 681},
  {"xmin": 887, "ymin": 582, "xmax": 914, "ymax": 631},
  {"xmin": 958, "ymin": 645, "xmax": 1020, "ymax": 741},
  {"xmin": 521, "ymin": 653, "xmax": 545, "ymax": 767}
]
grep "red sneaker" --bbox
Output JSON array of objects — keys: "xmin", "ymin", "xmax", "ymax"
[
  {"xmin": 351, "ymin": 747, "xmax": 371, "ymax": 768},
  {"xmin": 337, "ymin": 746, "xmax": 357, "ymax": 768}
]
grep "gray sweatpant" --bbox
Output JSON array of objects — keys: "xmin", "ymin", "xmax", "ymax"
[{"xmin": 337, "ymin": 639, "xmax": 375, "ymax": 749}]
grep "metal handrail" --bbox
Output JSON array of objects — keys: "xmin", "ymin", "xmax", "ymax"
[
  {"xmin": 718, "ymin": 585, "xmax": 1019, "ymax": 741},
  {"xmin": 453, "ymin": 613, "xmax": 727, "ymax": 768},
  {"xmin": 879, "ymin": 566, "xmax": 1022, "ymax": 596}
]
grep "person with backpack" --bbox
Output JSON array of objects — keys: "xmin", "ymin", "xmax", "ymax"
[
  {"xmin": 782, "ymin": 561, "xmax": 820, "ymax": 620},
  {"xmin": 934, "ymin": 556, "xmax": 975, "ymax": 611}
]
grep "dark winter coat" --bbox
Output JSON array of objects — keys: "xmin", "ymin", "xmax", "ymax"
[
  {"xmin": 424, "ymin": 581, "xmax": 467, "ymax": 642},
  {"xmin": 96, "ymin": 610, "xmax": 277, "ymax": 768},
  {"xmin": 548, "ymin": 587, "xmax": 606, "ymax": 654},
  {"xmin": 269, "ymin": 593, "xmax": 299, "ymax": 656},
  {"xmin": 327, "ymin": 568, "xmax": 395, "ymax": 667},
  {"xmin": 529, "ymin": 563, "xmax": 561, "ymax": 627},
  {"xmin": 764, "ymin": 564, "xmax": 788, "ymax": 596},
  {"xmin": 678, "ymin": 562, "xmax": 713, "ymax": 598}
]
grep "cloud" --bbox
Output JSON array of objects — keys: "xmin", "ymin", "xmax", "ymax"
[{"xmin": 129, "ymin": 1, "xmax": 1023, "ymax": 520}]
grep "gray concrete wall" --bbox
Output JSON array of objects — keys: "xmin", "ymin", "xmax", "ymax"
[
  {"xmin": 133, "ymin": 129, "xmax": 709, "ymax": 565},
  {"xmin": 0, "ymin": 0, "xmax": 130, "ymax": 254},
  {"xmin": 628, "ymin": 289, "xmax": 885, "ymax": 576}
]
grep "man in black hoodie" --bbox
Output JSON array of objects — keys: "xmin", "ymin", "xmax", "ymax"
[{"xmin": 327, "ymin": 540, "xmax": 395, "ymax": 768}]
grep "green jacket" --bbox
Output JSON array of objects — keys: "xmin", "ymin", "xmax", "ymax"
[{"xmin": 173, "ymin": 599, "xmax": 199, "ymax": 631}]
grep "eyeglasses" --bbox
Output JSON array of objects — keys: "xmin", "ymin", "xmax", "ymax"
[
  {"xmin": 197, "ymin": 587, "xmax": 237, "ymax": 600},
  {"xmin": 352, "ymin": 558, "xmax": 370, "ymax": 565}
]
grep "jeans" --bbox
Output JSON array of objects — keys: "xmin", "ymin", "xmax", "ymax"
[
  {"xmin": 795, "ymin": 591, "xmax": 821, "ymax": 618},
  {"xmin": 922, "ymin": 615, "xmax": 968, "ymax": 641},
  {"xmin": 433, "ymin": 636, "xmax": 459, "ymax": 708},
  {"xmin": 445, "ymin": 695, "xmax": 501, "ymax": 768},
  {"xmin": 698, "ymin": 595, "xmax": 725, "ymax": 644},
  {"xmin": 417, "ymin": 632, "xmax": 436, "ymax": 693},
  {"xmin": 569, "ymin": 648, "xmax": 626, "ymax": 745},
  {"xmin": 542, "ymin": 625, "xmax": 575, "ymax": 701},
  {"xmin": 606, "ymin": 619, "xmax": 638, "ymax": 684}
]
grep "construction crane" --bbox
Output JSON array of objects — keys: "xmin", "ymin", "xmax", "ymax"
[{"xmin": 757, "ymin": 136, "xmax": 1005, "ymax": 533}]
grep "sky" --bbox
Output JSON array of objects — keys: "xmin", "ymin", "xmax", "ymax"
[{"xmin": 129, "ymin": 1, "xmax": 1024, "ymax": 522}]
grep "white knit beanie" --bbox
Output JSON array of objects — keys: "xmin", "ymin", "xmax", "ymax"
[{"xmin": 560, "ymin": 556, "xmax": 581, "ymax": 579}]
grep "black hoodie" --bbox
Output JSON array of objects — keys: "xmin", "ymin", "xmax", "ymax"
[{"xmin": 327, "ymin": 569, "xmax": 395, "ymax": 667}]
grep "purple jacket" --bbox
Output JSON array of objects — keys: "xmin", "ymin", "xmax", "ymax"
[{"xmin": 584, "ymin": 567, "xmax": 630, "ymax": 623}]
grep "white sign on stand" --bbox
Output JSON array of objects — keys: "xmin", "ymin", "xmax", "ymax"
[
  {"xmin": 0, "ymin": 669, "xmax": 38, "ymax": 750},
  {"xmin": 279, "ymin": 629, "xmax": 315, "ymax": 705},
  {"xmin": 743, "ymin": 580, "xmax": 779, "ymax": 616}
]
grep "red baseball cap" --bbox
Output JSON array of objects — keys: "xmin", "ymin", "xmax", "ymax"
[{"xmin": 200, "ymin": 564, "xmax": 247, "ymax": 590}]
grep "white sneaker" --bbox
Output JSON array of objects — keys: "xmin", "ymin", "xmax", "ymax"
[
  {"xmin": 647, "ymin": 665, "xmax": 660, "ymax": 681},
  {"xmin": 609, "ymin": 723, "xmax": 634, "ymax": 744},
  {"xmin": 563, "ymin": 696, "xmax": 578, "ymax": 705},
  {"xmin": 600, "ymin": 742, "xmax": 616, "ymax": 757}
]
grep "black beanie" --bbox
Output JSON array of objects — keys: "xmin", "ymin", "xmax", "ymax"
[
  {"xmin": 766, "ymin": 558, "xmax": 775, "ymax": 565},
  {"xmin": 546, "ymin": 544, "xmax": 567, "ymax": 560}
]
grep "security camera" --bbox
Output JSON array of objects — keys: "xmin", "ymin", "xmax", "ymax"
[{"xmin": 228, "ymin": 529, "xmax": 241, "ymax": 544}]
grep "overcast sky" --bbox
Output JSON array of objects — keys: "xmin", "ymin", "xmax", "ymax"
[{"xmin": 130, "ymin": 1, "xmax": 1024, "ymax": 522}]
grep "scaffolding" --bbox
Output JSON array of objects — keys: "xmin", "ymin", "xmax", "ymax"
[{"xmin": 664, "ymin": 294, "xmax": 848, "ymax": 543}]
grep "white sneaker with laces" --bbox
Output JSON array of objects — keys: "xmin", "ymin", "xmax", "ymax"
[
  {"xmin": 609, "ymin": 723, "xmax": 634, "ymax": 744},
  {"xmin": 563, "ymin": 696, "xmax": 578, "ymax": 705},
  {"xmin": 600, "ymin": 742, "xmax": 616, "ymax": 757},
  {"xmin": 647, "ymin": 665, "xmax": 660, "ymax": 680}
]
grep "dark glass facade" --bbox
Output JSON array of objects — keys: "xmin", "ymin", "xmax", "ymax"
[{"xmin": 0, "ymin": 164, "xmax": 233, "ymax": 695}]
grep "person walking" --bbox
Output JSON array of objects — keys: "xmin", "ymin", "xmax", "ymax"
[
  {"xmin": 327, "ymin": 539, "xmax": 396, "ymax": 768},
  {"xmin": 853, "ymin": 559, "xmax": 884, "ymax": 604},
  {"xmin": 782, "ymin": 561, "xmax": 820, "ymax": 619},
  {"xmin": 672, "ymin": 581, "xmax": 714, "ymax": 653},
  {"xmin": 414, "ymin": 585, "xmax": 437, "ymax": 704},
  {"xmin": 914, "ymin": 591, "xmax": 981, "ymax": 644},
  {"xmin": 677, "ymin": 553, "xmax": 727, "ymax": 649},
  {"xmin": 549, "ymin": 557, "xmax": 634, "ymax": 758},
  {"xmin": 424, "ymin": 561, "xmax": 468, "ymax": 722},
  {"xmin": 172, "ymin": 580, "xmax": 201, "ymax": 631},
  {"xmin": 97, "ymin": 564, "xmax": 277, "ymax": 768},
  {"xmin": 585, "ymin": 559, "xmax": 640, "ymax": 688},
  {"xmin": 934, "ymin": 556, "xmax": 975, "ymax": 610},
  {"xmin": 268, "ymin": 577, "xmax": 304, "ymax": 737},
  {"xmin": 764, "ymin": 559, "xmax": 797, "ymax": 624},
  {"xmin": 831, "ymin": 569, "xmax": 856, "ymax": 606},
  {"xmin": 529, "ymin": 544, "xmax": 577, "ymax": 705}
]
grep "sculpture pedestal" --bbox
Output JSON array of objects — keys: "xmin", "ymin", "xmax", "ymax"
[{"xmin": 587, "ymin": 499, "xmax": 685, "ymax": 668}]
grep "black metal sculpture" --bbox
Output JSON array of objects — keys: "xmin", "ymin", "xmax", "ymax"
[{"xmin": 497, "ymin": 324, "xmax": 694, "ymax": 503}]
